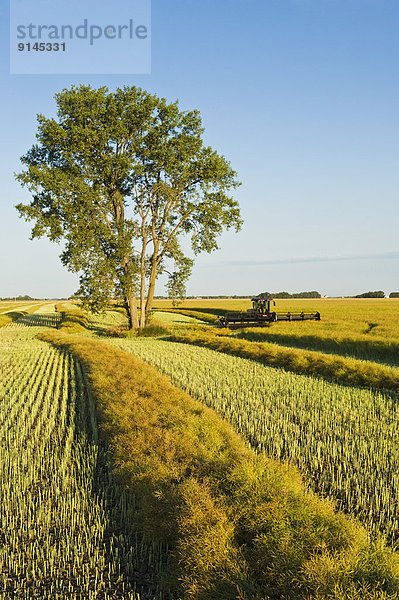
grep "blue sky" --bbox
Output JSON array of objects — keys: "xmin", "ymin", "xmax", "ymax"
[{"xmin": 1, "ymin": 0, "xmax": 398, "ymax": 297}]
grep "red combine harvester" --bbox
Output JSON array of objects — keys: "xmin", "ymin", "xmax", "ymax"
[{"xmin": 218, "ymin": 297, "xmax": 321, "ymax": 329}]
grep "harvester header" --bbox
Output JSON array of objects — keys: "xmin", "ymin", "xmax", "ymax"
[{"xmin": 218, "ymin": 297, "xmax": 321, "ymax": 329}]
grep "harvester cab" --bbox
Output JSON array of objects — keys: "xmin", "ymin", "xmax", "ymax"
[
  {"xmin": 218, "ymin": 297, "xmax": 320, "ymax": 329},
  {"xmin": 251, "ymin": 298, "xmax": 275, "ymax": 315}
]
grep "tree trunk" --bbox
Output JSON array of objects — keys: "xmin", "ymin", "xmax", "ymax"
[
  {"xmin": 121, "ymin": 251, "xmax": 139, "ymax": 329},
  {"xmin": 126, "ymin": 288, "xmax": 139, "ymax": 329},
  {"xmin": 145, "ymin": 260, "xmax": 157, "ymax": 321},
  {"xmin": 139, "ymin": 285, "xmax": 146, "ymax": 328},
  {"xmin": 139, "ymin": 238, "xmax": 147, "ymax": 328}
]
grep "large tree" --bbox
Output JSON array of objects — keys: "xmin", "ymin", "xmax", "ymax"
[{"xmin": 16, "ymin": 85, "xmax": 242, "ymax": 328}]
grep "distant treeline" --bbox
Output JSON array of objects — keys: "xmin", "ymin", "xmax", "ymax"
[
  {"xmin": 351, "ymin": 291, "xmax": 399, "ymax": 298},
  {"xmin": 155, "ymin": 291, "xmax": 322, "ymax": 300},
  {"xmin": 186, "ymin": 295, "xmax": 253, "ymax": 299},
  {"xmin": 0, "ymin": 295, "xmax": 68, "ymax": 301},
  {"xmin": 154, "ymin": 291, "xmax": 399, "ymax": 300},
  {"xmin": 0, "ymin": 294, "xmax": 37, "ymax": 301},
  {"xmin": 354, "ymin": 291, "xmax": 385, "ymax": 298},
  {"xmin": 257, "ymin": 291, "xmax": 322, "ymax": 299}
]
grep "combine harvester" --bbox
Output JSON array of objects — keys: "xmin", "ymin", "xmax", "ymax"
[{"xmin": 218, "ymin": 297, "xmax": 321, "ymax": 329}]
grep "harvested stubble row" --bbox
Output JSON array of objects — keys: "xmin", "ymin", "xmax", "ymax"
[
  {"xmin": 85, "ymin": 309, "xmax": 128, "ymax": 330},
  {"xmin": 16, "ymin": 312, "xmax": 62, "ymax": 328},
  {"xmin": 54, "ymin": 303, "xmax": 127, "ymax": 334},
  {"xmin": 0, "ymin": 312, "xmax": 24, "ymax": 328},
  {"xmin": 168, "ymin": 330, "xmax": 399, "ymax": 393},
  {"xmin": 152, "ymin": 308, "xmax": 218, "ymax": 324},
  {"xmin": 0, "ymin": 303, "xmax": 42, "ymax": 314},
  {"xmin": 0, "ymin": 303, "xmax": 55, "ymax": 329},
  {"xmin": 40, "ymin": 330, "xmax": 399, "ymax": 600},
  {"xmin": 109, "ymin": 337, "xmax": 399, "ymax": 545},
  {"xmin": 0, "ymin": 326, "xmax": 164, "ymax": 600},
  {"xmin": 235, "ymin": 328, "xmax": 399, "ymax": 367}
]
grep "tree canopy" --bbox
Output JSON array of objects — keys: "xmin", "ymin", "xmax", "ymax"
[
  {"xmin": 257, "ymin": 291, "xmax": 321, "ymax": 299},
  {"xmin": 354, "ymin": 291, "xmax": 385, "ymax": 298},
  {"xmin": 16, "ymin": 85, "xmax": 242, "ymax": 327}
]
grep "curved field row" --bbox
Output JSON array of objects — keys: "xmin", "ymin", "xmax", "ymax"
[
  {"xmin": 169, "ymin": 329, "xmax": 399, "ymax": 394},
  {"xmin": 0, "ymin": 302, "xmax": 45, "ymax": 314},
  {"xmin": 85, "ymin": 309, "xmax": 127, "ymax": 331},
  {"xmin": 235, "ymin": 327, "xmax": 399, "ymax": 367},
  {"xmin": 0, "ymin": 304, "xmax": 58, "ymax": 329},
  {"xmin": 109, "ymin": 337, "xmax": 399, "ymax": 544},
  {"xmin": 0, "ymin": 326, "xmax": 160, "ymax": 600},
  {"xmin": 33, "ymin": 303, "xmax": 57, "ymax": 313},
  {"xmin": 39, "ymin": 329, "xmax": 399, "ymax": 599},
  {"xmin": 152, "ymin": 311, "xmax": 205, "ymax": 325},
  {"xmin": 14, "ymin": 312, "xmax": 62, "ymax": 328},
  {"xmin": 54, "ymin": 304, "xmax": 128, "ymax": 333}
]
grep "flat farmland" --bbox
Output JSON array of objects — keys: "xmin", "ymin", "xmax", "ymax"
[
  {"xmin": 153, "ymin": 297, "xmax": 399, "ymax": 338},
  {"xmin": 2, "ymin": 300, "xmax": 399, "ymax": 599},
  {"xmin": 109, "ymin": 336, "xmax": 399, "ymax": 541},
  {"xmin": 0, "ymin": 318, "xmax": 163, "ymax": 599},
  {"xmin": 0, "ymin": 301, "xmax": 43, "ymax": 313}
]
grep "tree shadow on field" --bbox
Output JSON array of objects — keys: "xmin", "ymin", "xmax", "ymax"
[{"xmin": 16, "ymin": 313, "xmax": 62, "ymax": 328}]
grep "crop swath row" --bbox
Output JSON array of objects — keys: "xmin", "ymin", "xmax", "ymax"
[
  {"xmin": 152, "ymin": 311, "xmax": 203, "ymax": 325},
  {"xmin": 110, "ymin": 338, "xmax": 399, "ymax": 544},
  {"xmin": 85, "ymin": 309, "xmax": 127, "ymax": 331},
  {"xmin": 0, "ymin": 303, "xmax": 44, "ymax": 314},
  {"xmin": 33, "ymin": 303, "xmax": 57, "ymax": 313},
  {"xmin": 234, "ymin": 328, "xmax": 399, "ymax": 367},
  {"xmin": 13, "ymin": 312, "xmax": 63, "ymax": 328},
  {"xmin": 0, "ymin": 326, "xmax": 167, "ymax": 600}
]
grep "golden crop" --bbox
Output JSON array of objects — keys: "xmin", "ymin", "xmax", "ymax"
[{"xmin": 111, "ymin": 337, "xmax": 399, "ymax": 544}]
